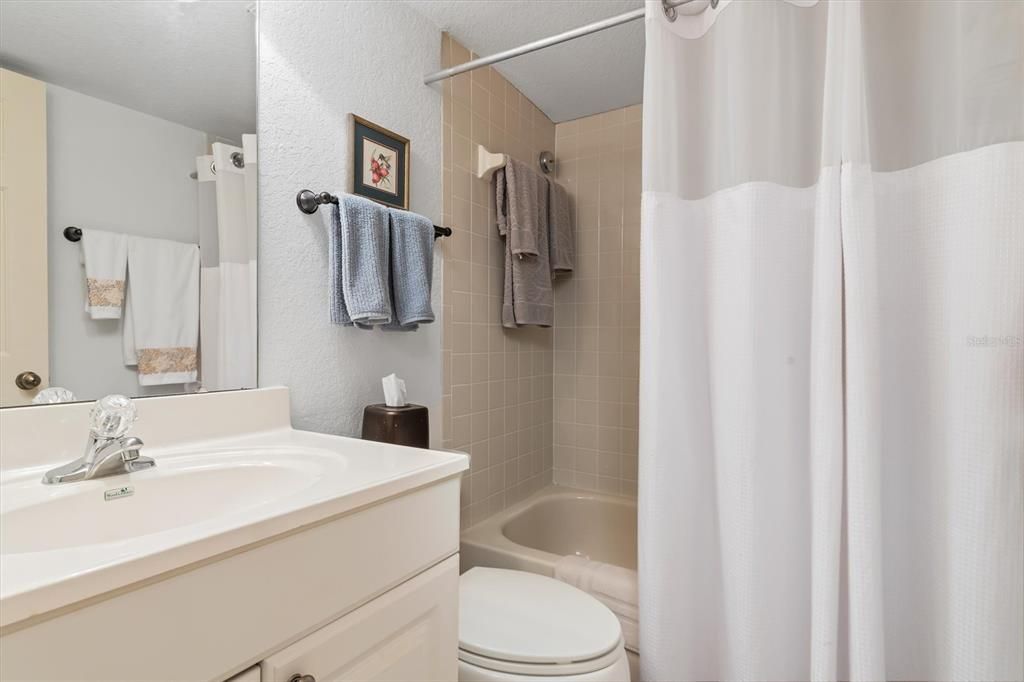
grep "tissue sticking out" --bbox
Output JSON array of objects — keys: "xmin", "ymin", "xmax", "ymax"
[{"xmin": 382, "ymin": 373, "xmax": 408, "ymax": 407}]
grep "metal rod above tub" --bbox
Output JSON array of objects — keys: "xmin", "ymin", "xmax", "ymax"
[
  {"xmin": 296, "ymin": 190, "xmax": 453, "ymax": 238},
  {"xmin": 423, "ymin": 0, "xmax": 706, "ymax": 84}
]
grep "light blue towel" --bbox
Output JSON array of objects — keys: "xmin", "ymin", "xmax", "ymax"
[
  {"xmin": 330, "ymin": 195, "xmax": 391, "ymax": 326},
  {"xmin": 384, "ymin": 207, "xmax": 435, "ymax": 331},
  {"xmin": 328, "ymin": 203, "xmax": 352, "ymax": 325}
]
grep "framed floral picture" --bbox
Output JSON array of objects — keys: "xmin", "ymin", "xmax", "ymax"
[{"xmin": 352, "ymin": 115, "xmax": 409, "ymax": 209}]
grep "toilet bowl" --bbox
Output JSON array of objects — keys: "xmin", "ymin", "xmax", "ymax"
[{"xmin": 458, "ymin": 567, "xmax": 631, "ymax": 681}]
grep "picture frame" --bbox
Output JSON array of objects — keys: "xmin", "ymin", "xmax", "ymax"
[{"xmin": 352, "ymin": 115, "xmax": 409, "ymax": 210}]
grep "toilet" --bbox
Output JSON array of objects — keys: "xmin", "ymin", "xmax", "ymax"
[{"xmin": 458, "ymin": 567, "xmax": 631, "ymax": 681}]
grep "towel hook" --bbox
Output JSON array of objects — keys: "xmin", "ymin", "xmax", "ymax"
[{"xmin": 539, "ymin": 151, "xmax": 556, "ymax": 175}]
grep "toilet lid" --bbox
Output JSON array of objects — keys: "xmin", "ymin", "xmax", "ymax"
[{"xmin": 458, "ymin": 568, "xmax": 622, "ymax": 667}]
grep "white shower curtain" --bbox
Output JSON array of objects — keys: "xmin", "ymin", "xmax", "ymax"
[
  {"xmin": 638, "ymin": 1, "xmax": 1023, "ymax": 681},
  {"xmin": 196, "ymin": 137, "xmax": 258, "ymax": 391}
]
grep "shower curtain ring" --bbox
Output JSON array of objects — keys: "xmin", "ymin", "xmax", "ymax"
[{"xmin": 661, "ymin": 0, "xmax": 678, "ymax": 21}]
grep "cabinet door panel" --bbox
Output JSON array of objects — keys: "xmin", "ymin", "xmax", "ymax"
[{"xmin": 261, "ymin": 555, "xmax": 458, "ymax": 682}]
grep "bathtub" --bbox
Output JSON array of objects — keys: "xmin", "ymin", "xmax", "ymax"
[
  {"xmin": 460, "ymin": 486, "xmax": 640, "ymax": 677},
  {"xmin": 461, "ymin": 485, "xmax": 637, "ymax": 575}
]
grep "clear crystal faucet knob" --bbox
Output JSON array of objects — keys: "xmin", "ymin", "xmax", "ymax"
[{"xmin": 89, "ymin": 394, "xmax": 137, "ymax": 438}]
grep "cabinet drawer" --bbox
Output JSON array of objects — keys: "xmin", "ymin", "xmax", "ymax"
[{"xmin": 261, "ymin": 555, "xmax": 459, "ymax": 682}]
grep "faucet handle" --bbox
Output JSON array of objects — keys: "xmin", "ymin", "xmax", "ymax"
[{"xmin": 90, "ymin": 394, "xmax": 137, "ymax": 438}]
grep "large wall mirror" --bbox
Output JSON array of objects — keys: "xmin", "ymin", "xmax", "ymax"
[{"xmin": 0, "ymin": 1, "xmax": 257, "ymax": 407}]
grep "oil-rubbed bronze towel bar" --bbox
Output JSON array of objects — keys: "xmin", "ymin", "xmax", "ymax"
[{"xmin": 296, "ymin": 190, "xmax": 453, "ymax": 239}]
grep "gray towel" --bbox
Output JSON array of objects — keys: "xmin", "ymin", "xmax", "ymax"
[
  {"xmin": 383, "ymin": 207, "xmax": 435, "ymax": 331},
  {"xmin": 547, "ymin": 178, "xmax": 575, "ymax": 274},
  {"xmin": 330, "ymin": 195, "xmax": 391, "ymax": 326},
  {"xmin": 496, "ymin": 157, "xmax": 542, "ymax": 257},
  {"xmin": 495, "ymin": 159, "xmax": 553, "ymax": 328}
]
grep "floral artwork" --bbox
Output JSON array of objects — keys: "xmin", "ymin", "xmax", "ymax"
[
  {"xmin": 362, "ymin": 139, "xmax": 397, "ymax": 195},
  {"xmin": 352, "ymin": 115, "xmax": 409, "ymax": 209}
]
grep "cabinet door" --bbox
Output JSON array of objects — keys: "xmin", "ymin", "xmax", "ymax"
[{"xmin": 261, "ymin": 555, "xmax": 458, "ymax": 682}]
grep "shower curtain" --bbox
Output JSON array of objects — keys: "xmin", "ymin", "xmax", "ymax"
[
  {"xmin": 195, "ymin": 137, "xmax": 258, "ymax": 391},
  {"xmin": 638, "ymin": 1, "xmax": 1023, "ymax": 680}
]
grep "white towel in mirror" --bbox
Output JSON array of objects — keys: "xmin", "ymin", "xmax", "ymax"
[
  {"xmin": 80, "ymin": 228, "xmax": 128, "ymax": 319},
  {"xmin": 122, "ymin": 236, "xmax": 200, "ymax": 386}
]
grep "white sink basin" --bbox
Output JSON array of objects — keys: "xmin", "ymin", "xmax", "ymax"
[
  {"xmin": 0, "ymin": 448, "xmax": 345, "ymax": 554},
  {"xmin": 0, "ymin": 392, "xmax": 468, "ymax": 630}
]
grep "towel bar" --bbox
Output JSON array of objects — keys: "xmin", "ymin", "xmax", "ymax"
[{"xmin": 296, "ymin": 190, "xmax": 452, "ymax": 238}]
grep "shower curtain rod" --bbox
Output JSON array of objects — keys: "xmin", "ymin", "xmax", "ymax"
[{"xmin": 423, "ymin": 0, "xmax": 707, "ymax": 85}]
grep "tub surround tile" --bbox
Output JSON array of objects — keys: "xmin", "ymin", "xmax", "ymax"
[
  {"xmin": 551, "ymin": 106, "xmax": 641, "ymax": 498},
  {"xmin": 442, "ymin": 34, "xmax": 555, "ymax": 529},
  {"xmin": 442, "ymin": 36, "xmax": 638, "ymax": 516}
]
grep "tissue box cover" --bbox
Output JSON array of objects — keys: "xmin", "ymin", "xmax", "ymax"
[{"xmin": 361, "ymin": 403, "xmax": 429, "ymax": 448}]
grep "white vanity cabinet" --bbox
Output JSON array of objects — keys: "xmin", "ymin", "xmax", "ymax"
[
  {"xmin": 259, "ymin": 556, "xmax": 458, "ymax": 682},
  {"xmin": 0, "ymin": 388, "xmax": 469, "ymax": 682},
  {"xmin": 0, "ymin": 475, "xmax": 463, "ymax": 681}
]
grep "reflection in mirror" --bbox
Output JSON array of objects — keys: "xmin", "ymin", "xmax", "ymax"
[{"xmin": 0, "ymin": 0, "xmax": 258, "ymax": 407}]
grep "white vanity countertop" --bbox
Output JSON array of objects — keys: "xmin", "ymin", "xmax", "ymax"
[{"xmin": 0, "ymin": 388, "xmax": 468, "ymax": 629}]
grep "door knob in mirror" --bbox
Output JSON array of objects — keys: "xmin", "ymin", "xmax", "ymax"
[{"xmin": 15, "ymin": 371, "xmax": 42, "ymax": 390}]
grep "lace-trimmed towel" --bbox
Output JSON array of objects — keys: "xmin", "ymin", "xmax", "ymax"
[
  {"xmin": 122, "ymin": 236, "xmax": 200, "ymax": 386},
  {"xmin": 81, "ymin": 228, "xmax": 128, "ymax": 319}
]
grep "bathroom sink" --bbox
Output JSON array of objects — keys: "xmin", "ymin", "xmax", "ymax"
[
  {"xmin": 0, "ymin": 447, "xmax": 344, "ymax": 554},
  {"xmin": 0, "ymin": 406, "xmax": 467, "ymax": 629}
]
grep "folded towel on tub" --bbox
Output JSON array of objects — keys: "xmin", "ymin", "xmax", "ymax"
[{"xmin": 554, "ymin": 554, "xmax": 639, "ymax": 653}]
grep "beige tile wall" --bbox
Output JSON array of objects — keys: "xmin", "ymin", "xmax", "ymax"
[
  {"xmin": 551, "ymin": 105, "xmax": 642, "ymax": 496},
  {"xmin": 440, "ymin": 35, "xmax": 557, "ymax": 528}
]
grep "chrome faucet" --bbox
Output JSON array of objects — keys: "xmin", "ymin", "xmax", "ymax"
[{"xmin": 42, "ymin": 394, "xmax": 156, "ymax": 485}]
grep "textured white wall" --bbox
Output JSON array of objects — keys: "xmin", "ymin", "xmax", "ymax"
[
  {"xmin": 258, "ymin": 1, "xmax": 444, "ymax": 442},
  {"xmin": 46, "ymin": 83, "xmax": 209, "ymax": 400}
]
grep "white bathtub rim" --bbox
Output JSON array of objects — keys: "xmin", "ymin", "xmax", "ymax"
[{"xmin": 461, "ymin": 485, "xmax": 637, "ymax": 577}]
